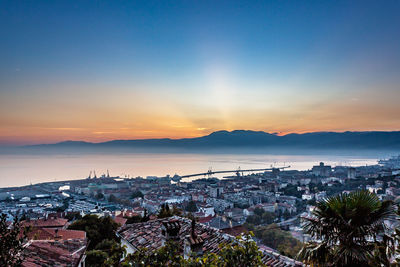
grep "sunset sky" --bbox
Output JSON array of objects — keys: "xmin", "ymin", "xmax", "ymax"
[{"xmin": 1, "ymin": 1, "xmax": 400, "ymax": 145}]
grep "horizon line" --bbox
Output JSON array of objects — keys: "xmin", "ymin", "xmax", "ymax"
[{"xmin": 3, "ymin": 129, "xmax": 400, "ymax": 147}]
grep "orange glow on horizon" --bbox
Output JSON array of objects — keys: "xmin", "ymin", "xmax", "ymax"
[
  {"xmin": 1, "ymin": 76, "xmax": 399, "ymax": 146},
  {"xmin": 2, "ymin": 124, "xmax": 400, "ymax": 146}
]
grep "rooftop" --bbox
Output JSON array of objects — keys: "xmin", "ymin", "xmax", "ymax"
[
  {"xmin": 27, "ymin": 228, "xmax": 86, "ymax": 241},
  {"xmin": 21, "ymin": 218, "xmax": 68, "ymax": 229},
  {"xmin": 22, "ymin": 239, "xmax": 87, "ymax": 267},
  {"xmin": 118, "ymin": 216, "xmax": 303, "ymax": 266}
]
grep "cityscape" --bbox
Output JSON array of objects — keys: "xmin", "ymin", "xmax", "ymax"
[
  {"xmin": 1, "ymin": 156, "xmax": 400, "ymax": 266},
  {"xmin": 1, "ymin": 1, "xmax": 400, "ymax": 267}
]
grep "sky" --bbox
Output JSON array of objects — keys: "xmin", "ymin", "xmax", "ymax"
[{"xmin": 1, "ymin": 1, "xmax": 400, "ymax": 145}]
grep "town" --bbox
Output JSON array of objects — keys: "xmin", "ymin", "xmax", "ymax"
[{"xmin": 1, "ymin": 156, "xmax": 400, "ymax": 266}]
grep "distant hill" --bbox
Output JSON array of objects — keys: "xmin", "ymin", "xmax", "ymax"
[{"xmin": 24, "ymin": 130, "xmax": 400, "ymax": 152}]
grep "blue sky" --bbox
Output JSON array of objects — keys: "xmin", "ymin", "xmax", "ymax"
[{"xmin": 1, "ymin": 1, "xmax": 399, "ymax": 144}]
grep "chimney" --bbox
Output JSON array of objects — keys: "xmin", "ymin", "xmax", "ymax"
[
  {"xmin": 54, "ymin": 228, "xmax": 61, "ymax": 240},
  {"xmin": 184, "ymin": 218, "xmax": 204, "ymax": 259},
  {"xmin": 161, "ymin": 219, "xmax": 181, "ymax": 246},
  {"xmin": 191, "ymin": 218, "xmax": 196, "ymax": 238}
]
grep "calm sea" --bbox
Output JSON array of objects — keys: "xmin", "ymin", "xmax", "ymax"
[{"xmin": 0, "ymin": 152, "xmax": 387, "ymax": 188}]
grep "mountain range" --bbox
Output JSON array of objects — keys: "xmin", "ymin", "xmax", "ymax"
[{"xmin": 25, "ymin": 130, "xmax": 400, "ymax": 151}]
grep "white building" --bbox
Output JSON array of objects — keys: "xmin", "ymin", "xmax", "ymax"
[
  {"xmin": 302, "ymin": 193, "xmax": 315, "ymax": 200},
  {"xmin": 198, "ymin": 205, "xmax": 215, "ymax": 217}
]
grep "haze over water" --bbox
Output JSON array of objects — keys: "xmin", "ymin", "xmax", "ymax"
[{"xmin": 0, "ymin": 152, "xmax": 384, "ymax": 188}]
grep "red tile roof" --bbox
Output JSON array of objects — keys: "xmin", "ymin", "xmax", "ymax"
[
  {"xmin": 27, "ymin": 228, "xmax": 86, "ymax": 241},
  {"xmin": 118, "ymin": 216, "xmax": 228, "ymax": 254},
  {"xmin": 22, "ymin": 218, "xmax": 68, "ymax": 229},
  {"xmin": 221, "ymin": 225, "xmax": 248, "ymax": 237},
  {"xmin": 22, "ymin": 239, "xmax": 87, "ymax": 267},
  {"xmin": 118, "ymin": 216, "xmax": 304, "ymax": 266},
  {"xmin": 113, "ymin": 216, "xmax": 128, "ymax": 227},
  {"xmin": 198, "ymin": 215, "xmax": 213, "ymax": 224}
]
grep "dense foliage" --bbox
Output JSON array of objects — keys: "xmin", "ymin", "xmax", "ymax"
[
  {"xmin": 298, "ymin": 190, "xmax": 396, "ymax": 267},
  {"xmin": 122, "ymin": 233, "xmax": 266, "ymax": 267},
  {"xmin": 0, "ymin": 214, "xmax": 28, "ymax": 266},
  {"xmin": 123, "ymin": 240, "xmax": 183, "ymax": 266},
  {"xmin": 131, "ymin": 191, "xmax": 144, "ymax": 199},
  {"xmin": 245, "ymin": 223, "xmax": 302, "ymax": 258},
  {"xmin": 124, "ymin": 210, "xmax": 149, "ymax": 224},
  {"xmin": 87, "ymin": 239, "xmax": 126, "ymax": 267},
  {"xmin": 68, "ymin": 214, "xmax": 124, "ymax": 266},
  {"xmin": 108, "ymin": 194, "xmax": 118, "ymax": 202},
  {"xmin": 185, "ymin": 201, "xmax": 198, "ymax": 212},
  {"xmin": 95, "ymin": 192, "xmax": 104, "ymax": 200},
  {"xmin": 245, "ymin": 208, "xmax": 275, "ymax": 225},
  {"xmin": 68, "ymin": 214, "xmax": 120, "ymax": 249},
  {"xmin": 64, "ymin": 211, "xmax": 82, "ymax": 221},
  {"xmin": 85, "ymin": 250, "xmax": 109, "ymax": 267},
  {"xmin": 282, "ymin": 184, "xmax": 303, "ymax": 198},
  {"xmin": 214, "ymin": 233, "xmax": 266, "ymax": 267},
  {"xmin": 158, "ymin": 204, "xmax": 182, "ymax": 218}
]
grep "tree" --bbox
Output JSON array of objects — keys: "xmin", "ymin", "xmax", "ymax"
[
  {"xmin": 96, "ymin": 239, "xmax": 126, "ymax": 267},
  {"xmin": 158, "ymin": 204, "xmax": 170, "ymax": 218},
  {"xmin": 252, "ymin": 224, "xmax": 302, "ymax": 258},
  {"xmin": 64, "ymin": 211, "xmax": 82, "ymax": 221},
  {"xmin": 246, "ymin": 210, "xmax": 275, "ymax": 226},
  {"xmin": 282, "ymin": 210, "xmax": 291, "ymax": 220},
  {"xmin": 95, "ymin": 192, "xmax": 104, "ymax": 200},
  {"xmin": 261, "ymin": 211, "xmax": 275, "ymax": 224},
  {"xmin": 125, "ymin": 215, "xmax": 142, "ymax": 224},
  {"xmin": 216, "ymin": 233, "xmax": 266, "ymax": 267},
  {"xmin": 171, "ymin": 206, "xmax": 182, "ymax": 217},
  {"xmin": 124, "ymin": 210, "xmax": 150, "ymax": 224},
  {"xmin": 254, "ymin": 207, "xmax": 264, "ymax": 216},
  {"xmin": 68, "ymin": 214, "xmax": 119, "ymax": 249},
  {"xmin": 158, "ymin": 204, "xmax": 182, "ymax": 218},
  {"xmin": 186, "ymin": 201, "xmax": 198, "ymax": 212},
  {"xmin": 85, "ymin": 250, "xmax": 108, "ymax": 267},
  {"xmin": 131, "ymin": 191, "xmax": 144, "ymax": 199},
  {"xmin": 388, "ymin": 203, "xmax": 400, "ymax": 267},
  {"xmin": 0, "ymin": 213, "xmax": 28, "ymax": 266},
  {"xmin": 283, "ymin": 184, "xmax": 302, "ymax": 198},
  {"xmin": 124, "ymin": 233, "xmax": 266, "ymax": 267},
  {"xmin": 108, "ymin": 194, "xmax": 117, "ymax": 202},
  {"xmin": 246, "ymin": 214, "xmax": 262, "ymax": 225},
  {"xmin": 298, "ymin": 190, "xmax": 395, "ymax": 267},
  {"xmin": 69, "ymin": 215, "xmax": 125, "ymax": 266},
  {"xmin": 124, "ymin": 241, "xmax": 183, "ymax": 266}
]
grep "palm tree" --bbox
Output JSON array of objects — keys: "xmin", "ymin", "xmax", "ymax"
[{"xmin": 298, "ymin": 190, "xmax": 395, "ymax": 267}]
